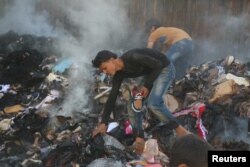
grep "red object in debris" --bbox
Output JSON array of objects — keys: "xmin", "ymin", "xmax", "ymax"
[
  {"xmin": 173, "ymin": 103, "xmax": 208, "ymax": 140},
  {"xmin": 190, "ymin": 103, "xmax": 206, "ymax": 117},
  {"xmin": 124, "ymin": 120, "xmax": 133, "ymax": 135},
  {"xmin": 131, "ymin": 86, "xmax": 140, "ymax": 97},
  {"xmin": 195, "ymin": 103, "xmax": 207, "ymax": 140},
  {"xmin": 198, "ymin": 103, "xmax": 206, "ymax": 112}
]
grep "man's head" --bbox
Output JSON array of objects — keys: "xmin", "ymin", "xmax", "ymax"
[
  {"xmin": 92, "ymin": 50, "xmax": 118, "ymax": 76},
  {"xmin": 145, "ymin": 18, "xmax": 161, "ymax": 33},
  {"xmin": 170, "ymin": 134, "xmax": 213, "ymax": 167}
]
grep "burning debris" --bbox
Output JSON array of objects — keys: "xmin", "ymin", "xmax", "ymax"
[{"xmin": 0, "ymin": 31, "xmax": 250, "ymax": 167}]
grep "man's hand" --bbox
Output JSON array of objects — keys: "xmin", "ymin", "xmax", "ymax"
[
  {"xmin": 135, "ymin": 137, "xmax": 145, "ymax": 154},
  {"xmin": 140, "ymin": 86, "xmax": 149, "ymax": 98},
  {"xmin": 92, "ymin": 123, "xmax": 107, "ymax": 137}
]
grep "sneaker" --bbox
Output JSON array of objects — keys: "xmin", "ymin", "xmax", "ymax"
[{"xmin": 131, "ymin": 86, "xmax": 144, "ymax": 112}]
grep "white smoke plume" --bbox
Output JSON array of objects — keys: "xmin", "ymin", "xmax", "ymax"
[
  {"xmin": 193, "ymin": 13, "xmax": 250, "ymax": 65},
  {"xmin": 222, "ymin": 117, "xmax": 250, "ymax": 145},
  {"xmin": 0, "ymin": 0, "xmax": 55, "ymax": 36},
  {"xmin": 0, "ymin": 0, "xmax": 138, "ymax": 115}
]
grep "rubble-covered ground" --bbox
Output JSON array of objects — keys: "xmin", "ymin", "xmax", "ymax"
[{"xmin": 0, "ymin": 31, "xmax": 250, "ymax": 167}]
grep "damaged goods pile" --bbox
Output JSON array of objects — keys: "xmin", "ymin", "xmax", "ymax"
[
  {"xmin": 170, "ymin": 56, "xmax": 250, "ymax": 148},
  {"xmin": 0, "ymin": 31, "xmax": 250, "ymax": 167}
]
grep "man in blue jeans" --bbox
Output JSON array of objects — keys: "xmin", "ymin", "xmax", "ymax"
[
  {"xmin": 91, "ymin": 48, "xmax": 189, "ymax": 154},
  {"xmin": 146, "ymin": 19, "xmax": 193, "ymax": 79}
]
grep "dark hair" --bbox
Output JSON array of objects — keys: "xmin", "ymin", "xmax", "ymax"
[
  {"xmin": 92, "ymin": 50, "xmax": 117, "ymax": 68},
  {"xmin": 170, "ymin": 134, "xmax": 213, "ymax": 167},
  {"xmin": 145, "ymin": 18, "xmax": 161, "ymax": 32}
]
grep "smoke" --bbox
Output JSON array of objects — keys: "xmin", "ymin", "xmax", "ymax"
[
  {"xmin": 0, "ymin": 0, "xmax": 137, "ymax": 116},
  {"xmin": 0, "ymin": 0, "xmax": 55, "ymax": 36},
  {"xmin": 54, "ymin": 0, "xmax": 133, "ymax": 115},
  {"xmin": 222, "ymin": 117, "xmax": 250, "ymax": 144},
  {"xmin": 193, "ymin": 12, "xmax": 250, "ymax": 65}
]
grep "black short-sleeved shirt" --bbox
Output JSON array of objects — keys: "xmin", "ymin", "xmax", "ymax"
[{"xmin": 101, "ymin": 48, "xmax": 170, "ymax": 124}]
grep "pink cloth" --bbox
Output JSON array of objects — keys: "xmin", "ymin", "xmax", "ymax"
[
  {"xmin": 124, "ymin": 120, "xmax": 133, "ymax": 135},
  {"xmin": 173, "ymin": 103, "xmax": 208, "ymax": 140}
]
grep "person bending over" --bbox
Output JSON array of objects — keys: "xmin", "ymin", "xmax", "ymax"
[
  {"xmin": 91, "ymin": 48, "xmax": 189, "ymax": 153},
  {"xmin": 145, "ymin": 19, "xmax": 193, "ymax": 79}
]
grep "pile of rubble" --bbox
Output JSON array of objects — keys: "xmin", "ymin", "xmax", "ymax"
[
  {"xmin": 0, "ymin": 31, "xmax": 250, "ymax": 167},
  {"xmin": 89, "ymin": 55, "xmax": 250, "ymax": 166},
  {"xmin": 170, "ymin": 56, "xmax": 250, "ymax": 149},
  {"xmin": 0, "ymin": 31, "xmax": 102, "ymax": 167}
]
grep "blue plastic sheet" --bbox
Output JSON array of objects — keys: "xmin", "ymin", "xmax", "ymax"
[{"xmin": 53, "ymin": 58, "xmax": 73, "ymax": 73}]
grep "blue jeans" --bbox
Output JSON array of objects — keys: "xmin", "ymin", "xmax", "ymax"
[
  {"xmin": 127, "ymin": 62, "xmax": 178, "ymax": 137},
  {"xmin": 165, "ymin": 39, "xmax": 193, "ymax": 79},
  {"xmin": 147, "ymin": 62, "xmax": 178, "ymax": 127}
]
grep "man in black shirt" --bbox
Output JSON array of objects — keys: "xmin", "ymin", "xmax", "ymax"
[{"xmin": 91, "ymin": 48, "xmax": 189, "ymax": 153}]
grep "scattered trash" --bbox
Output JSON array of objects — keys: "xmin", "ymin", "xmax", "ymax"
[
  {"xmin": 0, "ymin": 119, "xmax": 12, "ymax": 133},
  {"xmin": 52, "ymin": 58, "xmax": 74, "ymax": 74},
  {"xmin": 4, "ymin": 104, "xmax": 24, "ymax": 114},
  {"xmin": 0, "ymin": 31, "xmax": 250, "ymax": 167},
  {"xmin": 225, "ymin": 73, "xmax": 250, "ymax": 86}
]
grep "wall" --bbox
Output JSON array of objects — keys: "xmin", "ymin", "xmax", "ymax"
[
  {"xmin": 127, "ymin": 0, "xmax": 250, "ymax": 62},
  {"xmin": 1, "ymin": 0, "xmax": 249, "ymax": 62}
]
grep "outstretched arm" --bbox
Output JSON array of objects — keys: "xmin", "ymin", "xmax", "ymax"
[
  {"xmin": 101, "ymin": 72, "xmax": 124, "ymax": 124},
  {"xmin": 92, "ymin": 72, "xmax": 124, "ymax": 137}
]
